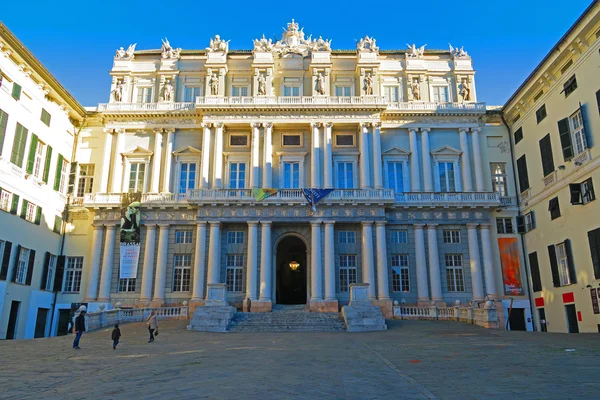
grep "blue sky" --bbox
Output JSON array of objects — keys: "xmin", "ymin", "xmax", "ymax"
[{"xmin": 1, "ymin": 0, "xmax": 593, "ymax": 106}]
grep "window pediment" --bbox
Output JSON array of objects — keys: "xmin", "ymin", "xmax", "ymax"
[
  {"xmin": 383, "ymin": 147, "xmax": 411, "ymax": 156},
  {"xmin": 121, "ymin": 146, "xmax": 153, "ymax": 158},
  {"xmin": 173, "ymin": 146, "xmax": 202, "ymax": 156},
  {"xmin": 430, "ymin": 145, "xmax": 462, "ymax": 157}
]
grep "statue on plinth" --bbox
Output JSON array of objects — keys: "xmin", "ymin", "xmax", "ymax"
[
  {"xmin": 357, "ymin": 36, "xmax": 378, "ymax": 52},
  {"xmin": 460, "ymin": 79, "xmax": 471, "ymax": 101},
  {"xmin": 364, "ymin": 73, "xmax": 374, "ymax": 95},
  {"xmin": 411, "ymin": 78, "xmax": 421, "ymax": 101},
  {"xmin": 257, "ymin": 74, "xmax": 266, "ymax": 96},
  {"xmin": 406, "ymin": 43, "xmax": 426, "ymax": 58},
  {"xmin": 316, "ymin": 72, "xmax": 325, "ymax": 95},
  {"xmin": 163, "ymin": 79, "xmax": 174, "ymax": 102},
  {"xmin": 111, "ymin": 80, "xmax": 124, "ymax": 102},
  {"xmin": 207, "ymin": 35, "xmax": 230, "ymax": 53},
  {"xmin": 209, "ymin": 73, "xmax": 219, "ymax": 96}
]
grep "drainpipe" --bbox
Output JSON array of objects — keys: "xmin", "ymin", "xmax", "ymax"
[{"xmin": 500, "ymin": 113, "xmax": 536, "ymax": 332}]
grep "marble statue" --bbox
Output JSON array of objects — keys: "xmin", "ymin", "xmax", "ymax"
[
  {"xmin": 411, "ymin": 79, "xmax": 421, "ymax": 101},
  {"xmin": 163, "ymin": 79, "xmax": 174, "ymax": 102},
  {"xmin": 364, "ymin": 73, "xmax": 374, "ymax": 95},
  {"xmin": 406, "ymin": 43, "xmax": 426, "ymax": 58},
  {"xmin": 316, "ymin": 72, "xmax": 325, "ymax": 95},
  {"xmin": 311, "ymin": 36, "xmax": 332, "ymax": 51},
  {"xmin": 112, "ymin": 80, "xmax": 123, "ymax": 102},
  {"xmin": 210, "ymin": 73, "xmax": 219, "ymax": 96},
  {"xmin": 357, "ymin": 36, "xmax": 378, "ymax": 52},
  {"xmin": 115, "ymin": 44, "xmax": 136, "ymax": 59},
  {"xmin": 460, "ymin": 79, "xmax": 471, "ymax": 101},
  {"xmin": 253, "ymin": 35, "xmax": 274, "ymax": 52},
  {"xmin": 257, "ymin": 74, "xmax": 266, "ymax": 96},
  {"xmin": 272, "ymin": 19, "xmax": 330, "ymax": 57},
  {"xmin": 161, "ymin": 38, "xmax": 181, "ymax": 59},
  {"xmin": 207, "ymin": 35, "xmax": 230, "ymax": 52},
  {"xmin": 449, "ymin": 43, "xmax": 469, "ymax": 58}
]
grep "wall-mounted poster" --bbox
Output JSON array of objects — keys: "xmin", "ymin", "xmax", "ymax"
[
  {"xmin": 498, "ymin": 238, "xmax": 525, "ymax": 296},
  {"xmin": 119, "ymin": 192, "xmax": 141, "ymax": 279}
]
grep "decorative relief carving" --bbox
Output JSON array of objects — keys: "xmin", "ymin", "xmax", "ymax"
[
  {"xmin": 357, "ymin": 36, "xmax": 378, "ymax": 53},
  {"xmin": 408, "ymin": 212, "xmax": 417, "ymax": 219},
  {"xmin": 461, "ymin": 212, "xmax": 470, "ymax": 219},
  {"xmin": 448, "ymin": 212, "xmax": 457, "ymax": 220},
  {"xmin": 395, "ymin": 212, "xmax": 403, "ymax": 220},
  {"xmin": 475, "ymin": 212, "xmax": 483, "ymax": 219},
  {"xmin": 435, "ymin": 212, "xmax": 443, "ymax": 220},
  {"xmin": 332, "ymin": 209, "xmax": 339, "ymax": 217},
  {"xmin": 421, "ymin": 212, "xmax": 430, "ymax": 219}
]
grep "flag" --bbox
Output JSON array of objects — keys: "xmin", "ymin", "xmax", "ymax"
[
  {"xmin": 252, "ymin": 188, "xmax": 278, "ymax": 201},
  {"xmin": 302, "ymin": 188, "xmax": 333, "ymax": 211}
]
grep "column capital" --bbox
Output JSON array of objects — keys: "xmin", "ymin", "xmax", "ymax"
[
  {"xmin": 414, "ymin": 223, "xmax": 426, "ymax": 228},
  {"xmin": 153, "ymin": 128, "xmax": 164, "ymax": 134},
  {"xmin": 324, "ymin": 221, "xmax": 335, "ymax": 226},
  {"xmin": 458, "ymin": 127, "xmax": 469, "ymax": 134},
  {"xmin": 104, "ymin": 224, "xmax": 119, "ymax": 230},
  {"xmin": 466, "ymin": 223, "xmax": 480, "ymax": 229},
  {"xmin": 408, "ymin": 128, "xmax": 418, "ymax": 134},
  {"xmin": 195, "ymin": 221, "xmax": 208, "ymax": 226},
  {"xmin": 209, "ymin": 221, "xmax": 222, "ymax": 226},
  {"xmin": 158, "ymin": 223, "xmax": 171, "ymax": 229},
  {"xmin": 103, "ymin": 128, "xmax": 114, "ymax": 134},
  {"xmin": 310, "ymin": 220, "xmax": 322, "ymax": 227},
  {"xmin": 420, "ymin": 127, "xmax": 431, "ymax": 133},
  {"xmin": 164, "ymin": 128, "xmax": 175, "ymax": 134},
  {"xmin": 144, "ymin": 223, "xmax": 157, "ymax": 229},
  {"xmin": 247, "ymin": 221, "xmax": 259, "ymax": 227},
  {"xmin": 92, "ymin": 224, "xmax": 104, "ymax": 230},
  {"xmin": 426, "ymin": 223, "xmax": 438, "ymax": 229},
  {"xmin": 359, "ymin": 122, "xmax": 370, "ymax": 129},
  {"xmin": 471, "ymin": 127, "xmax": 482, "ymax": 133},
  {"xmin": 361, "ymin": 221, "xmax": 374, "ymax": 226},
  {"xmin": 200, "ymin": 122, "xmax": 210, "ymax": 129},
  {"xmin": 250, "ymin": 122, "xmax": 261, "ymax": 129},
  {"xmin": 214, "ymin": 122, "xmax": 224, "ymax": 129},
  {"xmin": 479, "ymin": 222, "xmax": 492, "ymax": 229},
  {"xmin": 375, "ymin": 221, "xmax": 387, "ymax": 227},
  {"xmin": 261, "ymin": 221, "xmax": 273, "ymax": 226},
  {"xmin": 262, "ymin": 122, "xmax": 273, "ymax": 129},
  {"xmin": 324, "ymin": 122, "xmax": 333, "ymax": 128},
  {"xmin": 310, "ymin": 122, "xmax": 321, "ymax": 128},
  {"xmin": 372, "ymin": 121, "xmax": 381, "ymax": 128}
]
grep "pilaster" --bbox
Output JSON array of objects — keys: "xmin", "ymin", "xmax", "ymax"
[
  {"xmin": 139, "ymin": 224, "xmax": 157, "ymax": 306},
  {"xmin": 84, "ymin": 225, "xmax": 104, "ymax": 302},
  {"xmin": 151, "ymin": 224, "xmax": 170, "ymax": 307},
  {"xmin": 311, "ymin": 122, "xmax": 321, "ymax": 187},
  {"xmin": 409, "ymin": 129, "xmax": 421, "ymax": 192},
  {"xmin": 201, "ymin": 123, "xmax": 212, "ymax": 189},
  {"xmin": 361, "ymin": 221, "xmax": 376, "ymax": 300},
  {"xmin": 323, "ymin": 122, "xmax": 333, "ymax": 189},
  {"xmin": 372, "ymin": 122, "xmax": 383, "ymax": 189},
  {"xmin": 421, "ymin": 128, "xmax": 433, "ymax": 192}
]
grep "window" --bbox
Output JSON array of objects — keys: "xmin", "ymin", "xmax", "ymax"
[
  {"xmin": 15, "ymin": 247, "xmax": 30, "ymax": 284},
  {"xmin": 118, "ymin": 278, "xmax": 136, "ymax": 292},
  {"xmin": 569, "ymin": 110, "xmax": 587, "ymax": 155},
  {"xmin": 558, "ymin": 109, "xmax": 588, "ymax": 160},
  {"xmin": 228, "ymin": 162, "xmax": 246, "ymax": 189},
  {"xmin": 0, "ymin": 188, "xmax": 12, "ymax": 212},
  {"xmin": 40, "ymin": 109, "xmax": 51, "ymax": 126},
  {"xmin": 570, "ymin": 178, "xmax": 595, "ymax": 205},
  {"xmin": 528, "ymin": 252, "xmax": 542, "ymax": 292},
  {"xmin": 445, "ymin": 254, "xmax": 465, "ymax": 292},
  {"xmin": 229, "ymin": 134, "xmax": 248, "ymax": 147},
  {"xmin": 339, "ymin": 255, "xmax": 357, "ymax": 292},
  {"xmin": 390, "ymin": 230, "xmax": 408, "ymax": 244},
  {"xmin": 178, "ymin": 162, "xmax": 196, "ymax": 195},
  {"xmin": 548, "ymin": 241, "xmax": 576, "ymax": 287},
  {"xmin": 12, "ymin": 83, "xmax": 22, "ymax": 100},
  {"xmin": 391, "ymin": 255, "xmax": 410, "ymax": 292},
  {"xmin": 283, "ymin": 85, "xmax": 300, "ymax": 96},
  {"xmin": 335, "ymin": 86, "xmax": 351, "ymax": 97},
  {"xmin": 514, "ymin": 127, "xmax": 523, "ymax": 144},
  {"xmin": 443, "ymin": 230, "xmax": 461, "ymax": 244},
  {"xmin": 336, "ymin": 162, "xmax": 354, "ymax": 189},
  {"xmin": 10, "ymin": 123, "xmax": 28, "ymax": 168},
  {"xmin": 587, "ymin": 227, "xmax": 600, "ymax": 280},
  {"xmin": 44, "ymin": 254, "xmax": 57, "ymax": 291},
  {"xmin": 283, "ymin": 162, "xmax": 300, "ymax": 189},
  {"xmin": 282, "ymin": 134, "xmax": 302, "ymax": 147},
  {"xmin": 490, "ymin": 163, "xmax": 507, "ymax": 196},
  {"xmin": 335, "ymin": 134, "xmax": 354, "ymax": 147},
  {"xmin": 539, "ymin": 134, "xmax": 555, "ymax": 177},
  {"xmin": 522, "ymin": 212, "xmax": 535, "ymax": 232},
  {"xmin": 548, "ymin": 197, "xmax": 561, "ymax": 220},
  {"xmin": 231, "ymin": 86, "xmax": 249, "ymax": 97},
  {"xmin": 227, "ymin": 231, "xmax": 244, "ymax": 244},
  {"xmin": 383, "ymin": 86, "xmax": 399, "ymax": 102},
  {"xmin": 226, "ymin": 255, "xmax": 244, "ymax": 292},
  {"xmin": 32, "ymin": 140, "xmax": 46, "ymax": 179},
  {"xmin": 496, "ymin": 218, "xmax": 514, "ymax": 234},
  {"xmin": 563, "ymin": 75, "xmax": 577, "ymax": 97},
  {"xmin": 0, "ymin": 109, "xmax": 8, "ymax": 154},
  {"xmin": 183, "ymin": 86, "xmax": 201, "ymax": 102},
  {"xmin": 128, "ymin": 162, "xmax": 146, "ymax": 192},
  {"xmin": 173, "ymin": 254, "xmax": 192, "ymax": 292},
  {"xmin": 516, "ymin": 155, "xmax": 529, "ymax": 193},
  {"xmin": 63, "ymin": 257, "xmax": 83, "ymax": 292},
  {"xmin": 175, "ymin": 231, "xmax": 193, "ymax": 244},
  {"xmin": 535, "ymin": 104, "xmax": 547, "ymax": 124},
  {"xmin": 338, "ymin": 231, "xmax": 356, "ymax": 244},
  {"xmin": 387, "ymin": 162, "xmax": 404, "ymax": 193},
  {"xmin": 136, "ymin": 87, "xmax": 153, "ymax": 103},
  {"xmin": 58, "ymin": 158, "xmax": 69, "ymax": 194},
  {"xmin": 432, "ymin": 86, "xmax": 449, "ymax": 102},
  {"xmin": 556, "ymin": 243, "xmax": 571, "ymax": 286},
  {"xmin": 438, "ymin": 162, "xmax": 456, "ymax": 192},
  {"xmin": 77, "ymin": 164, "xmax": 95, "ymax": 197},
  {"xmin": 25, "ymin": 201, "xmax": 37, "ymax": 223}
]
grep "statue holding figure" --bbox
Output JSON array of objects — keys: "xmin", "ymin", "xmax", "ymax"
[
  {"xmin": 112, "ymin": 80, "xmax": 124, "ymax": 102},
  {"xmin": 257, "ymin": 74, "xmax": 266, "ymax": 96},
  {"xmin": 364, "ymin": 73, "xmax": 374, "ymax": 95},
  {"xmin": 210, "ymin": 73, "xmax": 219, "ymax": 96},
  {"xmin": 163, "ymin": 79, "xmax": 174, "ymax": 102},
  {"xmin": 316, "ymin": 72, "xmax": 325, "ymax": 95},
  {"xmin": 411, "ymin": 78, "xmax": 421, "ymax": 101},
  {"xmin": 460, "ymin": 79, "xmax": 471, "ymax": 101}
]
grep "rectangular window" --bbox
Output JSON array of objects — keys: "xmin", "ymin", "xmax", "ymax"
[
  {"xmin": 496, "ymin": 218, "xmax": 514, "ymax": 234},
  {"xmin": 514, "ymin": 127, "xmax": 523, "ymax": 144},
  {"xmin": 58, "ymin": 158, "xmax": 69, "ymax": 194},
  {"xmin": 338, "ymin": 231, "xmax": 356, "ymax": 244},
  {"xmin": 32, "ymin": 140, "xmax": 46, "ymax": 179},
  {"xmin": 227, "ymin": 231, "xmax": 244, "ymax": 244},
  {"xmin": 175, "ymin": 231, "xmax": 193, "ymax": 244},
  {"xmin": 10, "ymin": 123, "xmax": 28, "ymax": 168},
  {"xmin": 136, "ymin": 87, "xmax": 152, "ymax": 103},
  {"xmin": 77, "ymin": 164, "xmax": 95, "ymax": 197},
  {"xmin": 336, "ymin": 162, "xmax": 354, "ymax": 189},
  {"xmin": 556, "ymin": 243, "xmax": 571, "ymax": 286},
  {"xmin": 183, "ymin": 86, "xmax": 201, "ymax": 102},
  {"xmin": 229, "ymin": 162, "xmax": 246, "ymax": 189},
  {"xmin": 0, "ymin": 108, "xmax": 8, "ymax": 154},
  {"xmin": 383, "ymin": 86, "xmax": 399, "ymax": 102},
  {"xmin": 229, "ymin": 134, "xmax": 249, "ymax": 147},
  {"xmin": 563, "ymin": 75, "xmax": 577, "ymax": 97},
  {"xmin": 524, "ymin": 212, "xmax": 535, "ymax": 232},
  {"xmin": 432, "ymin": 86, "xmax": 449, "ymax": 102},
  {"xmin": 282, "ymin": 134, "xmax": 302, "ymax": 147},
  {"xmin": 25, "ymin": 201, "xmax": 37, "ymax": 223},
  {"xmin": 335, "ymin": 134, "xmax": 354, "ymax": 147},
  {"xmin": 226, "ymin": 254, "xmax": 244, "ymax": 292},
  {"xmin": 516, "ymin": 155, "xmax": 529, "ymax": 193},
  {"xmin": 387, "ymin": 162, "xmax": 404, "ymax": 193},
  {"xmin": 587, "ymin": 227, "xmax": 600, "ymax": 280},
  {"xmin": 40, "ymin": 109, "xmax": 51, "ymax": 126},
  {"xmin": 569, "ymin": 110, "xmax": 587, "ymax": 155},
  {"xmin": 490, "ymin": 163, "xmax": 507, "ymax": 196},
  {"xmin": 63, "ymin": 257, "xmax": 83, "ymax": 292},
  {"xmin": 548, "ymin": 197, "xmax": 561, "ymax": 220},
  {"xmin": 173, "ymin": 254, "xmax": 192, "ymax": 292},
  {"xmin": 391, "ymin": 254, "xmax": 410, "ymax": 292},
  {"xmin": 0, "ymin": 188, "xmax": 12, "ymax": 212},
  {"xmin": 283, "ymin": 162, "xmax": 300, "ymax": 189},
  {"xmin": 12, "ymin": 83, "xmax": 22, "ymax": 100},
  {"xmin": 390, "ymin": 230, "xmax": 408, "ymax": 244},
  {"xmin": 339, "ymin": 255, "xmax": 357, "ymax": 292},
  {"xmin": 128, "ymin": 162, "xmax": 146, "ymax": 192},
  {"xmin": 528, "ymin": 252, "xmax": 542, "ymax": 292},
  {"xmin": 231, "ymin": 86, "xmax": 249, "ymax": 97},
  {"xmin": 283, "ymin": 85, "xmax": 300, "ymax": 96},
  {"xmin": 443, "ymin": 230, "xmax": 461, "ymax": 244},
  {"xmin": 536, "ymin": 104, "xmax": 547, "ymax": 124},
  {"xmin": 438, "ymin": 162, "xmax": 456, "ymax": 192},
  {"xmin": 15, "ymin": 247, "xmax": 30, "ymax": 284},
  {"xmin": 539, "ymin": 134, "xmax": 555, "ymax": 177},
  {"xmin": 445, "ymin": 254, "xmax": 465, "ymax": 292},
  {"xmin": 548, "ymin": 241, "xmax": 576, "ymax": 287},
  {"xmin": 178, "ymin": 162, "xmax": 196, "ymax": 195},
  {"xmin": 570, "ymin": 178, "xmax": 595, "ymax": 205},
  {"xmin": 118, "ymin": 278, "xmax": 136, "ymax": 292},
  {"xmin": 45, "ymin": 254, "xmax": 57, "ymax": 291},
  {"xmin": 335, "ymin": 86, "xmax": 351, "ymax": 97}
]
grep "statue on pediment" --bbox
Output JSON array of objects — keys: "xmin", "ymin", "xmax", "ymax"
[
  {"xmin": 209, "ymin": 73, "xmax": 219, "ymax": 96},
  {"xmin": 316, "ymin": 72, "xmax": 325, "ymax": 95},
  {"xmin": 460, "ymin": 79, "xmax": 471, "ymax": 101},
  {"xmin": 357, "ymin": 36, "xmax": 378, "ymax": 53},
  {"xmin": 253, "ymin": 35, "xmax": 274, "ymax": 52},
  {"xmin": 311, "ymin": 36, "xmax": 331, "ymax": 51},
  {"xmin": 449, "ymin": 43, "xmax": 469, "ymax": 59},
  {"xmin": 364, "ymin": 73, "xmax": 374, "ymax": 95},
  {"xmin": 273, "ymin": 19, "xmax": 328, "ymax": 57},
  {"xmin": 161, "ymin": 38, "xmax": 181, "ymax": 59},
  {"xmin": 257, "ymin": 73, "xmax": 267, "ymax": 96},
  {"xmin": 207, "ymin": 35, "xmax": 230, "ymax": 53},
  {"xmin": 115, "ymin": 44, "xmax": 136, "ymax": 59},
  {"xmin": 406, "ymin": 43, "xmax": 426, "ymax": 58},
  {"xmin": 111, "ymin": 79, "xmax": 124, "ymax": 102}
]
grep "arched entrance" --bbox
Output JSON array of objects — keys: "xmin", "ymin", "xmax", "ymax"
[{"xmin": 276, "ymin": 235, "xmax": 307, "ymax": 304}]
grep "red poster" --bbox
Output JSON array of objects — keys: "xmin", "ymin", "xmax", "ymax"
[{"xmin": 498, "ymin": 238, "xmax": 525, "ymax": 296}]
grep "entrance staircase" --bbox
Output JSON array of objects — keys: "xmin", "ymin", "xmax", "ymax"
[{"xmin": 228, "ymin": 304, "xmax": 346, "ymax": 333}]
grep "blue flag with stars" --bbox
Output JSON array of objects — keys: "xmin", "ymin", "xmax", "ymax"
[{"xmin": 302, "ymin": 188, "xmax": 334, "ymax": 211}]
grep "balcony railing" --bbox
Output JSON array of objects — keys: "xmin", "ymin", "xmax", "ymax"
[
  {"xmin": 187, "ymin": 188, "xmax": 394, "ymax": 204},
  {"xmin": 195, "ymin": 96, "xmax": 388, "ymax": 106},
  {"xmin": 386, "ymin": 101, "xmax": 486, "ymax": 113},
  {"xmin": 393, "ymin": 192, "xmax": 501, "ymax": 206},
  {"xmin": 97, "ymin": 102, "xmax": 196, "ymax": 112}
]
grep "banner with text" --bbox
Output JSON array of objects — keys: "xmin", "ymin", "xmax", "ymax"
[
  {"xmin": 119, "ymin": 192, "xmax": 142, "ymax": 279},
  {"xmin": 498, "ymin": 238, "xmax": 525, "ymax": 295},
  {"xmin": 302, "ymin": 188, "xmax": 333, "ymax": 211}
]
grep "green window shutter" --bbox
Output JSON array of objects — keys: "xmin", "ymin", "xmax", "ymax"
[
  {"xmin": 10, "ymin": 123, "xmax": 28, "ymax": 167},
  {"xmin": 40, "ymin": 109, "xmax": 51, "ymax": 127},
  {"xmin": 10, "ymin": 194, "xmax": 19, "ymax": 215},
  {"xmin": 0, "ymin": 109, "xmax": 8, "ymax": 156},
  {"xmin": 26, "ymin": 134, "xmax": 38, "ymax": 174},
  {"xmin": 558, "ymin": 118, "xmax": 574, "ymax": 161},
  {"xmin": 12, "ymin": 83, "xmax": 21, "ymax": 100},
  {"xmin": 53, "ymin": 215, "xmax": 62, "ymax": 234},
  {"xmin": 35, "ymin": 206, "xmax": 42, "ymax": 225},
  {"xmin": 42, "ymin": 145, "xmax": 52, "ymax": 183},
  {"xmin": 54, "ymin": 154, "xmax": 64, "ymax": 191},
  {"xmin": 20, "ymin": 199, "xmax": 28, "ymax": 220}
]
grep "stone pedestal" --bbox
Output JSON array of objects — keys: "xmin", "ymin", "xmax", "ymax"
[
  {"xmin": 187, "ymin": 284, "xmax": 236, "ymax": 332},
  {"xmin": 251, "ymin": 300, "xmax": 272, "ymax": 312},
  {"xmin": 309, "ymin": 299, "xmax": 326, "ymax": 312},
  {"xmin": 188, "ymin": 300, "xmax": 205, "ymax": 314},
  {"xmin": 378, "ymin": 298, "xmax": 393, "ymax": 319},
  {"xmin": 341, "ymin": 283, "xmax": 387, "ymax": 332},
  {"xmin": 205, "ymin": 283, "xmax": 228, "ymax": 306},
  {"xmin": 322, "ymin": 300, "xmax": 339, "ymax": 312}
]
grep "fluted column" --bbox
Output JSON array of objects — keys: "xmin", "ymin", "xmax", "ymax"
[
  {"xmin": 471, "ymin": 128, "xmax": 484, "ymax": 191},
  {"xmin": 362, "ymin": 221, "xmax": 376, "ymax": 299},
  {"xmin": 372, "ymin": 122, "xmax": 383, "ymax": 189},
  {"xmin": 310, "ymin": 221, "xmax": 323, "ymax": 301},
  {"xmin": 162, "ymin": 129, "xmax": 174, "ymax": 193},
  {"xmin": 201, "ymin": 123, "xmax": 211, "ymax": 189},
  {"xmin": 311, "ymin": 122, "xmax": 321, "ymax": 187},
  {"xmin": 421, "ymin": 128, "xmax": 433, "ymax": 192},
  {"xmin": 84, "ymin": 225, "xmax": 104, "ymax": 301},
  {"xmin": 359, "ymin": 123, "xmax": 371, "ymax": 189},
  {"xmin": 97, "ymin": 224, "xmax": 117, "ymax": 302},
  {"xmin": 245, "ymin": 222, "xmax": 259, "ymax": 307},
  {"xmin": 459, "ymin": 128, "xmax": 473, "ymax": 192},
  {"xmin": 259, "ymin": 222, "xmax": 272, "ymax": 302},
  {"xmin": 206, "ymin": 222, "xmax": 221, "ymax": 285},
  {"xmin": 111, "ymin": 129, "xmax": 125, "ymax": 193},
  {"xmin": 139, "ymin": 224, "xmax": 157, "ymax": 303},
  {"xmin": 324, "ymin": 222, "xmax": 336, "ymax": 300},
  {"xmin": 191, "ymin": 222, "xmax": 207, "ymax": 301},
  {"xmin": 99, "ymin": 130, "xmax": 113, "ymax": 193},
  {"xmin": 151, "ymin": 129, "xmax": 163, "ymax": 193},
  {"xmin": 152, "ymin": 224, "xmax": 170, "ymax": 305},
  {"xmin": 409, "ymin": 129, "xmax": 421, "ymax": 192},
  {"xmin": 262, "ymin": 123, "xmax": 273, "ymax": 188},
  {"xmin": 427, "ymin": 224, "xmax": 443, "ymax": 302},
  {"xmin": 323, "ymin": 122, "xmax": 333, "ymax": 188},
  {"xmin": 375, "ymin": 221, "xmax": 390, "ymax": 299},
  {"xmin": 213, "ymin": 123, "xmax": 224, "ymax": 189},
  {"xmin": 250, "ymin": 123, "xmax": 261, "ymax": 189},
  {"xmin": 414, "ymin": 224, "xmax": 429, "ymax": 303},
  {"xmin": 480, "ymin": 223, "xmax": 497, "ymax": 298},
  {"xmin": 467, "ymin": 224, "xmax": 485, "ymax": 301}
]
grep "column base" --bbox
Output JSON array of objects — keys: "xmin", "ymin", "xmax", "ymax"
[
  {"xmin": 431, "ymin": 298, "xmax": 447, "ymax": 307},
  {"xmin": 96, "ymin": 297, "xmax": 110, "ymax": 303},
  {"xmin": 378, "ymin": 298, "xmax": 393, "ymax": 319},
  {"xmin": 137, "ymin": 299, "xmax": 152, "ymax": 308},
  {"xmin": 321, "ymin": 299, "xmax": 339, "ymax": 312},
  {"xmin": 251, "ymin": 300, "xmax": 273, "ymax": 312},
  {"xmin": 188, "ymin": 300, "xmax": 205, "ymax": 314},
  {"xmin": 149, "ymin": 299, "xmax": 165, "ymax": 308},
  {"xmin": 417, "ymin": 299, "xmax": 432, "ymax": 307},
  {"xmin": 309, "ymin": 299, "xmax": 327, "ymax": 312}
]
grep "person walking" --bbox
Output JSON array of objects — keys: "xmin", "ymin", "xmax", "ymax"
[
  {"xmin": 111, "ymin": 324, "xmax": 121, "ymax": 350},
  {"xmin": 73, "ymin": 310, "xmax": 86, "ymax": 349},
  {"xmin": 147, "ymin": 310, "xmax": 158, "ymax": 343}
]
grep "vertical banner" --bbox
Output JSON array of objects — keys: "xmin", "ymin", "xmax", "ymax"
[
  {"xmin": 498, "ymin": 238, "xmax": 525, "ymax": 295},
  {"xmin": 119, "ymin": 192, "xmax": 141, "ymax": 279},
  {"xmin": 591, "ymin": 288, "xmax": 599, "ymax": 314}
]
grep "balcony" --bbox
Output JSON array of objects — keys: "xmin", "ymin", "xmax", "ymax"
[
  {"xmin": 97, "ymin": 102, "xmax": 196, "ymax": 112},
  {"xmin": 74, "ymin": 192, "xmax": 188, "ymax": 207},
  {"xmin": 195, "ymin": 96, "xmax": 388, "ymax": 109},
  {"xmin": 392, "ymin": 192, "xmax": 501, "ymax": 208},
  {"xmin": 386, "ymin": 101, "xmax": 486, "ymax": 114}
]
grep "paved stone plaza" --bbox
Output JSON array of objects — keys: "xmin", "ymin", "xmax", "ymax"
[{"xmin": 1, "ymin": 320, "xmax": 599, "ymax": 400}]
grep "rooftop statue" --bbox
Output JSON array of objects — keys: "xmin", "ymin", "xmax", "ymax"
[
  {"xmin": 357, "ymin": 36, "xmax": 378, "ymax": 53},
  {"xmin": 253, "ymin": 35, "xmax": 274, "ymax": 52},
  {"xmin": 115, "ymin": 44, "xmax": 136, "ymax": 59},
  {"xmin": 272, "ymin": 19, "xmax": 330, "ymax": 56},
  {"xmin": 161, "ymin": 38, "xmax": 181, "ymax": 59},
  {"xmin": 406, "ymin": 43, "xmax": 426, "ymax": 58},
  {"xmin": 207, "ymin": 35, "xmax": 230, "ymax": 53},
  {"xmin": 449, "ymin": 43, "xmax": 469, "ymax": 58}
]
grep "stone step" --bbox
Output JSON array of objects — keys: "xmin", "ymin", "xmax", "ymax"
[{"xmin": 228, "ymin": 308, "xmax": 347, "ymax": 332}]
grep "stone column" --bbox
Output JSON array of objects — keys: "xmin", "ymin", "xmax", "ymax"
[
  {"xmin": 206, "ymin": 222, "xmax": 221, "ymax": 285},
  {"xmin": 323, "ymin": 122, "xmax": 333, "ymax": 188},
  {"xmin": 372, "ymin": 122, "xmax": 383, "ymax": 189},
  {"xmin": 250, "ymin": 123, "xmax": 261, "ymax": 189},
  {"xmin": 162, "ymin": 129, "xmax": 174, "ymax": 193},
  {"xmin": 427, "ymin": 224, "xmax": 443, "ymax": 303},
  {"xmin": 421, "ymin": 128, "xmax": 433, "ymax": 192},
  {"xmin": 311, "ymin": 122, "xmax": 321, "ymax": 187},
  {"xmin": 97, "ymin": 224, "xmax": 117, "ymax": 302},
  {"xmin": 151, "ymin": 224, "xmax": 170, "ymax": 306},
  {"xmin": 244, "ymin": 222, "xmax": 259, "ymax": 311},
  {"xmin": 99, "ymin": 130, "xmax": 113, "ymax": 193},
  {"xmin": 471, "ymin": 128, "xmax": 484, "ymax": 192},
  {"xmin": 201, "ymin": 123, "xmax": 211, "ymax": 189},
  {"xmin": 151, "ymin": 129, "xmax": 163, "ymax": 193},
  {"xmin": 375, "ymin": 221, "xmax": 392, "ymax": 317},
  {"xmin": 409, "ymin": 129, "xmax": 421, "ymax": 192},
  {"xmin": 139, "ymin": 224, "xmax": 157, "ymax": 305},
  {"xmin": 480, "ymin": 223, "xmax": 497, "ymax": 298},
  {"xmin": 414, "ymin": 224, "xmax": 430, "ymax": 304},
  {"xmin": 190, "ymin": 222, "xmax": 207, "ymax": 305},
  {"xmin": 257, "ymin": 221, "xmax": 273, "ymax": 311},
  {"xmin": 213, "ymin": 123, "xmax": 224, "ymax": 189},
  {"xmin": 84, "ymin": 225, "xmax": 104, "ymax": 301},
  {"xmin": 467, "ymin": 224, "xmax": 485, "ymax": 301},
  {"xmin": 323, "ymin": 222, "xmax": 338, "ymax": 311},
  {"xmin": 310, "ymin": 221, "xmax": 324, "ymax": 310},
  {"xmin": 262, "ymin": 123, "xmax": 273, "ymax": 188},
  {"xmin": 111, "ymin": 129, "xmax": 125, "ymax": 193},
  {"xmin": 361, "ymin": 221, "xmax": 376, "ymax": 300},
  {"xmin": 359, "ymin": 123, "xmax": 371, "ymax": 189},
  {"xmin": 459, "ymin": 128, "xmax": 473, "ymax": 192}
]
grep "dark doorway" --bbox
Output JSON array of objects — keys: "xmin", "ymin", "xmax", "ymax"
[
  {"xmin": 34, "ymin": 308, "xmax": 50, "ymax": 338},
  {"xmin": 508, "ymin": 308, "xmax": 526, "ymax": 331},
  {"xmin": 276, "ymin": 236, "xmax": 307, "ymax": 305},
  {"xmin": 565, "ymin": 304, "xmax": 579, "ymax": 333},
  {"xmin": 6, "ymin": 301, "xmax": 20, "ymax": 340},
  {"xmin": 57, "ymin": 309, "xmax": 72, "ymax": 336},
  {"xmin": 538, "ymin": 308, "xmax": 547, "ymax": 332}
]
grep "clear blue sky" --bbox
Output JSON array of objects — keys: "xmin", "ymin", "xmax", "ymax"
[{"xmin": 1, "ymin": 0, "xmax": 594, "ymax": 106}]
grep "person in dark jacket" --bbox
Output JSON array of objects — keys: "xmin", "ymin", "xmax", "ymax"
[
  {"xmin": 73, "ymin": 311, "xmax": 86, "ymax": 349},
  {"xmin": 111, "ymin": 324, "xmax": 121, "ymax": 350}
]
